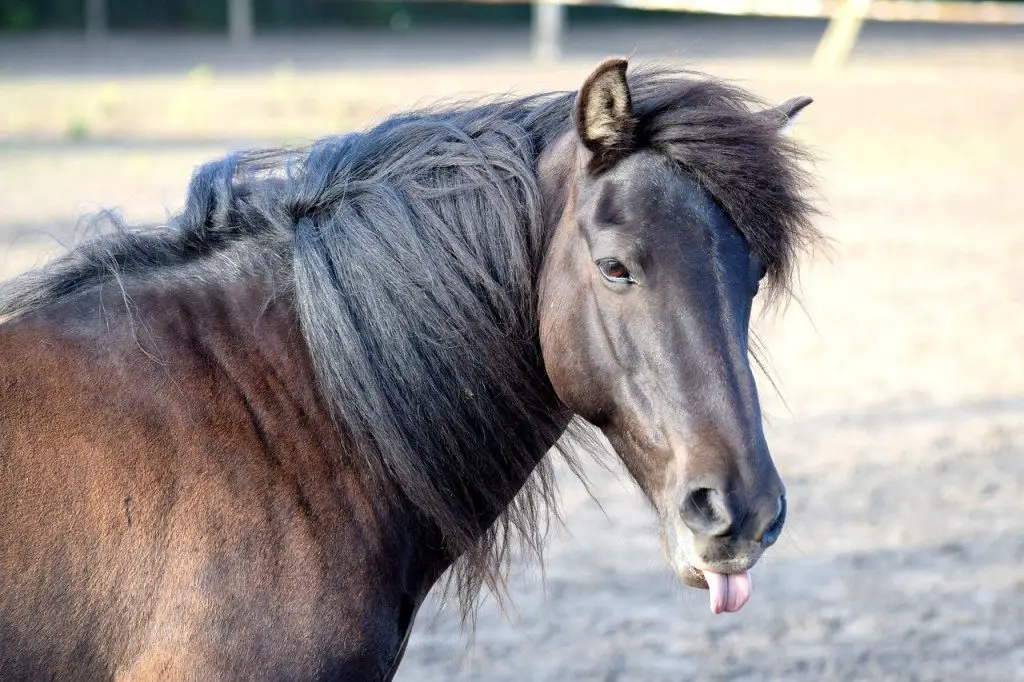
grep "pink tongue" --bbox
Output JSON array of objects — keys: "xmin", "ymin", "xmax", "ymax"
[{"xmin": 703, "ymin": 570, "xmax": 752, "ymax": 615}]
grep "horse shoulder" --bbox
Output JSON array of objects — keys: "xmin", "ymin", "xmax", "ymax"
[{"xmin": 0, "ymin": 281, "xmax": 411, "ymax": 678}]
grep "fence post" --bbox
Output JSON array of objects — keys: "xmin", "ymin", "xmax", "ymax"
[
  {"xmin": 228, "ymin": 0, "xmax": 254, "ymax": 44},
  {"xmin": 85, "ymin": 0, "xmax": 107, "ymax": 42},
  {"xmin": 532, "ymin": 0, "xmax": 565, "ymax": 63},
  {"xmin": 812, "ymin": 0, "xmax": 873, "ymax": 71}
]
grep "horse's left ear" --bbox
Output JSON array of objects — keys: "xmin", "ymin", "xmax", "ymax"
[
  {"xmin": 576, "ymin": 59, "xmax": 636, "ymax": 169},
  {"xmin": 762, "ymin": 96, "xmax": 813, "ymax": 134}
]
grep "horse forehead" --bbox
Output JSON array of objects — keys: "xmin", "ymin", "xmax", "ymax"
[
  {"xmin": 597, "ymin": 163, "xmax": 723, "ymax": 243},
  {"xmin": 605, "ymin": 150, "xmax": 679, "ymax": 195},
  {"xmin": 598, "ymin": 155, "xmax": 699, "ymax": 212},
  {"xmin": 582, "ymin": 153, "xmax": 747, "ymax": 261}
]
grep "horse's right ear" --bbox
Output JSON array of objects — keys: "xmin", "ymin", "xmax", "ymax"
[
  {"xmin": 761, "ymin": 96, "xmax": 813, "ymax": 135},
  {"xmin": 576, "ymin": 59, "xmax": 635, "ymax": 171}
]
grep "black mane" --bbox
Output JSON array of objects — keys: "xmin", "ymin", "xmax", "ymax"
[{"xmin": 0, "ymin": 65, "xmax": 818, "ymax": 617}]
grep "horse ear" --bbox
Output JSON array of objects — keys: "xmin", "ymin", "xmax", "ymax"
[
  {"xmin": 762, "ymin": 96, "xmax": 813, "ymax": 134},
  {"xmin": 576, "ymin": 59, "xmax": 635, "ymax": 168}
]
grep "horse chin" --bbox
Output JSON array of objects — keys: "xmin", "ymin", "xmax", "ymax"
[{"xmin": 676, "ymin": 563, "xmax": 710, "ymax": 590}]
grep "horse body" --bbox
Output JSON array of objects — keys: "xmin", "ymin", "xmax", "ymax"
[
  {"xmin": 0, "ymin": 279, "xmax": 432, "ymax": 678},
  {"xmin": 0, "ymin": 61, "xmax": 817, "ymax": 679}
]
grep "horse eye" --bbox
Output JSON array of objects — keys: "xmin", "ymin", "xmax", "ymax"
[{"xmin": 597, "ymin": 259, "xmax": 633, "ymax": 283}]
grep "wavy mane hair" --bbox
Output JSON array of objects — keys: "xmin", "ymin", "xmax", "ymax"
[{"xmin": 0, "ymin": 66, "xmax": 818, "ymax": 619}]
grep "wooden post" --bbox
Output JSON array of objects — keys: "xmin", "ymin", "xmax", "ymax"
[
  {"xmin": 812, "ymin": 0, "xmax": 873, "ymax": 71},
  {"xmin": 228, "ymin": 0, "xmax": 254, "ymax": 45},
  {"xmin": 85, "ymin": 0, "xmax": 107, "ymax": 42},
  {"xmin": 532, "ymin": 0, "xmax": 565, "ymax": 63}
]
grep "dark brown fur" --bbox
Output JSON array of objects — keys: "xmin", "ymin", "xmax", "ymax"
[{"xmin": 0, "ymin": 281, "xmax": 431, "ymax": 678}]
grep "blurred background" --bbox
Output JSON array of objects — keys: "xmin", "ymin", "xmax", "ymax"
[{"xmin": 1, "ymin": 1, "xmax": 1022, "ymax": 680}]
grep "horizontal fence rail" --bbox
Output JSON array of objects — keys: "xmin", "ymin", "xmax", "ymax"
[
  {"xmin": 396, "ymin": 0, "xmax": 1024, "ymax": 22},
  {"xmin": 523, "ymin": 0, "xmax": 1024, "ymax": 68},
  {"xmin": 79, "ymin": 0, "xmax": 1024, "ymax": 68}
]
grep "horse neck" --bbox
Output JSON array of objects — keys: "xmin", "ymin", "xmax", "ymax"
[{"xmin": 391, "ymin": 139, "xmax": 587, "ymax": 596}]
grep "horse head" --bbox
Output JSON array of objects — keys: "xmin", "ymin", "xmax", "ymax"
[{"xmin": 538, "ymin": 59, "xmax": 812, "ymax": 613}]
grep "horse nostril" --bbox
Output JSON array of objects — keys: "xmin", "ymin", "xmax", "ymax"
[
  {"xmin": 760, "ymin": 495, "xmax": 787, "ymax": 547},
  {"xmin": 680, "ymin": 485, "xmax": 734, "ymax": 538}
]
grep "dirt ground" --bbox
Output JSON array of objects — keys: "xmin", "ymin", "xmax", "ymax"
[{"xmin": 1, "ymin": 19, "xmax": 1022, "ymax": 681}]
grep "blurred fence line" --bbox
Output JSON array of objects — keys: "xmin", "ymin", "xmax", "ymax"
[
  {"xmin": 523, "ymin": 0, "xmax": 1024, "ymax": 67},
  {"xmin": 75, "ymin": 0, "xmax": 1024, "ymax": 69}
]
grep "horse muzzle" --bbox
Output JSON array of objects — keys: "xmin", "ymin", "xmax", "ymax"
[{"xmin": 661, "ymin": 479, "xmax": 786, "ymax": 614}]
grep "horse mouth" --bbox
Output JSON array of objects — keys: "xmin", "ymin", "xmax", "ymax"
[
  {"xmin": 677, "ymin": 563, "xmax": 754, "ymax": 615},
  {"xmin": 663, "ymin": 515, "xmax": 759, "ymax": 614}
]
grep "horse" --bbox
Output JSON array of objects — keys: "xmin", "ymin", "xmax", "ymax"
[{"xmin": 0, "ymin": 59, "xmax": 818, "ymax": 680}]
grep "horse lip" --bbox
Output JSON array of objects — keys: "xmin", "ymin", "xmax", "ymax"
[
  {"xmin": 672, "ymin": 548, "xmax": 762, "ymax": 591},
  {"xmin": 678, "ymin": 564, "xmax": 710, "ymax": 590},
  {"xmin": 663, "ymin": 515, "xmax": 761, "ymax": 590}
]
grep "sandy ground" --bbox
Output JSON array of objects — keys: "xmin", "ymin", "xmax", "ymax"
[{"xmin": 1, "ymin": 20, "xmax": 1022, "ymax": 681}]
